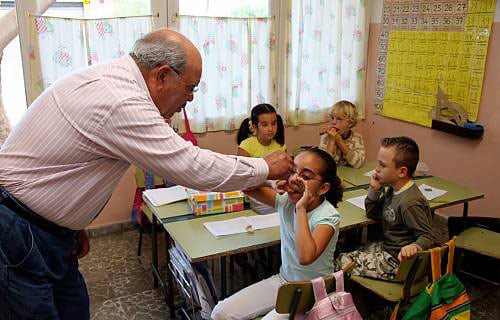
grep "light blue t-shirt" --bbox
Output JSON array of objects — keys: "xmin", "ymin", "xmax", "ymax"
[{"xmin": 276, "ymin": 193, "xmax": 341, "ymax": 282}]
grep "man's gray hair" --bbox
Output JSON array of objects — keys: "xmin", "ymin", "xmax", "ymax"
[{"xmin": 130, "ymin": 34, "xmax": 187, "ymax": 73}]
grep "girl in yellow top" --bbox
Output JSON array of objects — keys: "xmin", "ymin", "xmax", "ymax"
[{"xmin": 237, "ymin": 104, "xmax": 286, "ymax": 157}]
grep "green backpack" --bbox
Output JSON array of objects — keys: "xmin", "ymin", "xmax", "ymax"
[{"xmin": 402, "ymin": 239, "xmax": 470, "ymax": 320}]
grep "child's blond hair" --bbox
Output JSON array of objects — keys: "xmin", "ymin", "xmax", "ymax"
[{"xmin": 328, "ymin": 100, "xmax": 358, "ymax": 128}]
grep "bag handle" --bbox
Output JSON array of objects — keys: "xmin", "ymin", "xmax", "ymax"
[
  {"xmin": 445, "ymin": 239, "xmax": 455, "ymax": 275},
  {"xmin": 311, "ymin": 277, "xmax": 328, "ymax": 302},
  {"xmin": 333, "ymin": 270, "xmax": 344, "ymax": 292},
  {"xmin": 430, "ymin": 239, "xmax": 456, "ymax": 282},
  {"xmin": 430, "ymin": 247, "xmax": 442, "ymax": 282},
  {"xmin": 183, "ymin": 108, "xmax": 192, "ymax": 133}
]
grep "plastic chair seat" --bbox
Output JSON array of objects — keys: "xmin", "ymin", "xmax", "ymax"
[
  {"xmin": 351, "ymin": 275, "xmax": 429, "ymax": 303},
  {"xmin": 455, "ymin": 227, "xmax": 500, "ymax": 259}
]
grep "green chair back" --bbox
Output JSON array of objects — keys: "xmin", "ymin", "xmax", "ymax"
[
  {"xmin": 351, "ymin": 244, "xmax": 451, "ymax": 306},
  {"xmin": 275, "ymin": 274, "xmax": 337, "ymax": 315}
]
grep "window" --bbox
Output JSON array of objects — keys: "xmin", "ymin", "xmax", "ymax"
[
  {"xmin": 1, "ymin": 0, "xmax": 84, "ymax": 128},
  {"xmin": 175, "ymin": 0, "xmax": 276, "ymax": 132},
  {"xmin": 4, "ymin": 0, "xmax": 367, "ymax": 134},
  {"xmin": 169, "ymin": 0, "xmax": 368, "ymax": 131},
  {"xmin": 14, "ymin": 0, "xmax": 152, "ymax": 104}
]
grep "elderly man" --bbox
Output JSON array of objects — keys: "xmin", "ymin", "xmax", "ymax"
[{"xmin": 0, "ymin": 28, "xmax": 293, "ymax": 319}]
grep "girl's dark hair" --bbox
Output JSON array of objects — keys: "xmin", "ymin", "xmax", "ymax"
[
  {"xmin": 298, "ymin": 146, "xmax": 343, "ymax": 207},
  {"xmin": 236, "ymin": 104, "xmax": 285, "ymax": 145}
]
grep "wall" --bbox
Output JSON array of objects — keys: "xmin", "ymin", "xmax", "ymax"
[
  {"xmin": 363, "ymin": 0, "xmax": 500, "ymax": 217},
  {"xmin": 90, "ymin": 1, "xmax": 499, "ymax": 228}
]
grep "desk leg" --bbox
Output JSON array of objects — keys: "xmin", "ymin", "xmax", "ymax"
[
  {"xmin": 220, "ymin": 256, "xmax": 227, "ymax": 298},
  {"xmin": 462, "ymin": 202, "xmax": 469, "ymax": 230},
  {"xmin": 152, "ymin": 214, "xmax": 159, "ymax": 288},
  {"xmin": 164, "ymin": 231, "xmax": 176, "ymax": 319}
]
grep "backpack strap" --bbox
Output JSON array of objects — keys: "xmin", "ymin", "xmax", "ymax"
[
  {"xmin": 183, "ymin": 108, "xmax": 192, "ymax": 133},
  {"xmin": 333, "ymin": 270, "xmax": 344, "ymax": 292},
  {"xmin": 445, "ymin": 239, "xmax": 455, "ymax": 275},
  {"xmin": 430, "ymin": 247, "xmax": 442, "ymax": 282},
  {"xmin": 311, "ymin": 276, "xmax": 328, "ymax": 302}
]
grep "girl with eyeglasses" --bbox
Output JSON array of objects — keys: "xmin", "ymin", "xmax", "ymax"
[
  {"xmin": 319, "ymin": 100, "xmax": 365, "ymax": 168},
  {"xmin": 211, "ymin": 147, "xmax": 343, "ymax": 320}
]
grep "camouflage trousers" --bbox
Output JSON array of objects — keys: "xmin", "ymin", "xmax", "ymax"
[{"xmin": 336, "ymin": 241, "xmax": 400, "ymax": 281}]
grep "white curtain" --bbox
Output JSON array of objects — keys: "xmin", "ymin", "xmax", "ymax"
[
  {"xmin": 28, "ymin": 15, "xmax": 152, "ymax": 103},
  {"xmin": 283, "ymin": 0, "xmax": 367, "ymax": 125},
  {"xmin": 178, "ymin": 16, "xmax": 276, "ymax": 133}
]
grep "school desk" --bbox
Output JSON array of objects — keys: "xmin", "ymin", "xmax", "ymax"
[
  {"xmin": 162, "ymin": 188, "xmax": 376, "ymax": 301},
  {"xmin": 337, "ymin": 160, "xmax": 377, "ymax": 188},
  {"xmin": 415, "ymin": 176, "xmax": 484, "ymax": 217},
  {"xmin": 144, "ymin": 180, "xmax": 354, "ymax": 316},
  {"xmin": 337, "ymin": 161, "xmax": 429, "ymax": 189}
]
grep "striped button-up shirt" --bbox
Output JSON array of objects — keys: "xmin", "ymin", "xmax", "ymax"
[{"xmin": 0, "ymin": 55, "xmax": 268, "ymax": 230}]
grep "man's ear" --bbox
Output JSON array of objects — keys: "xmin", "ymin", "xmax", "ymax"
[{"xmin": 156, "ymin": 65, "xmax": 172, "ymax": 83}]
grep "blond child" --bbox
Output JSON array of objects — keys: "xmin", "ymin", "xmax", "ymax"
[{"xmin": 319, "ymin": 100, "xmax": 365, "ymax": 168}]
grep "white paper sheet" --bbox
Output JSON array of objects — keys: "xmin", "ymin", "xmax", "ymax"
[
  {"xmin": 203, "ymin": 213, "xmax": 280, "ymax": 237},
  {"xmin": 346, "ymin": 195, "xmax": 367, "ymax": 210},
  {"xmin": 143, "ymin": 185, "xmax": 188, "ymax": 206},
  {"xmin": 418, "ymin": 184, "xmax": 447, "ymax": 201}
]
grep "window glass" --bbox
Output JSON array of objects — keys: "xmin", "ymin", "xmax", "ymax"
[
  {"xmin": 83, "ymin": 0, "xmax": 151, "ymax": 18},
  {"xmin": 179, "ymin": 0, "xmax": 269, "ymax": 18}
]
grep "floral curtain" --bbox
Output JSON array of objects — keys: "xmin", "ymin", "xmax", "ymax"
[
  {"xmin": 283, "ymin": 0, "xmax": 367, "ymax": 125},
  {"xmin": 28, "ymin": 15, "xmax": 151, "ymax": 103},
  {"xmin": 178, "ymin": 16, "xmax": 276, "ymax": 133}
]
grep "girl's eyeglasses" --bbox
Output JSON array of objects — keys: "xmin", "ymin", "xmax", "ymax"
[{"xmin": 291, "ymin": 170, "xmax": 323, "ymax": 182}]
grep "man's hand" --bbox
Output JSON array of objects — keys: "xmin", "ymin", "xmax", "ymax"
[
  {"xmin": 398, "ymin": 244, "xmax": 419, "ymax": 261},
  {"xmin": 264, "ymin": 151, "xmax": 293, "ymax": 180},
  {"xmin": 73, "ymin": 230, "xmax": 90, "ymax": 259}
]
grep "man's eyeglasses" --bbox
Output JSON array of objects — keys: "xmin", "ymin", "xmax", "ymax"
[{"xmin": 169, "ymin": 65, "xmax": 199, "ymax": 94}]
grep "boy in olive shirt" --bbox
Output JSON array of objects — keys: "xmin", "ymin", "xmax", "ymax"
[{"xmin": 338, "ymin": 136, "xmax": 434, "ymax": 280}]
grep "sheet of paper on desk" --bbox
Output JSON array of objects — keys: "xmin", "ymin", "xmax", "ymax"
[
  {"xmin": 143, "ymin": 185, "xmax": 187, "ymax": 206},
  {"xmin": 203, "ymin": 213, "xmax": 280, "ymax": 237},
  {"xmin": 347, "ymin": 195, "xmax": 367, "ymax": 210},
  {"xmin": 363, "ymin": 169, "xmax": 375, "ymax": 177},
  {"xmin": 418, "ymin": 184, "xmax": 447, "ymax": 201}
]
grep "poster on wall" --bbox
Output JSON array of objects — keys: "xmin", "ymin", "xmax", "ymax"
[{"xmin": 375, "ymin": 0, "xmax": 496, "ymax": 127}]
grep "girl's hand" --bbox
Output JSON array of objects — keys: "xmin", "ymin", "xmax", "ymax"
[{"xmin": 295, "ymin": 178, "xmax": 312, "ymax": 210}]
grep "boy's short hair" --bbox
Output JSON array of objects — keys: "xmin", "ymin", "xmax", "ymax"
[
  {"xmin": 328, "ymin": 100, "xmax": 358, "ymax": 128},
  {"xmin": 381, "ymin": 136, "xmax": 419, "ymax": 177}
]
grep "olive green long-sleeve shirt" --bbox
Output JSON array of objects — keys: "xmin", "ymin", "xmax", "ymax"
[{"xmin": 365, "ymin": 182, "xmax": 434, "ymax": 258}]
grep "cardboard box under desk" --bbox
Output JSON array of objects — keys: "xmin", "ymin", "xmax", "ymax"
[{"xmin": 186, "ymin": 189, "xmax": 245, "ymax": 215}]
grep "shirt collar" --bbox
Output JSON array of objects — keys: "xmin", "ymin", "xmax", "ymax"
[
  {"xmin": 124, "ymin": 54, "xmax": 153, "ymax": 102},
  {"xmin": 393, "ymin": 180, "xmax": 414, "ymax": 195}
]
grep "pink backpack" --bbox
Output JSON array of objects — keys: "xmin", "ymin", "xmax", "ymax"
[{"xmin": 306, "ymin": 271, "xmax": 362, "ymax": 320}]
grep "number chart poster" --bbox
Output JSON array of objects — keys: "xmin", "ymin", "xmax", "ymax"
[{"xmin": 375, "ymin": 0, "xmax": 496, "ymax": 127}]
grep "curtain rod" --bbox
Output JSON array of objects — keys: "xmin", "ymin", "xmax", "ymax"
[{"xmin": 28, "ymin": 12, "xmax": 159, "ymax": 21}]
